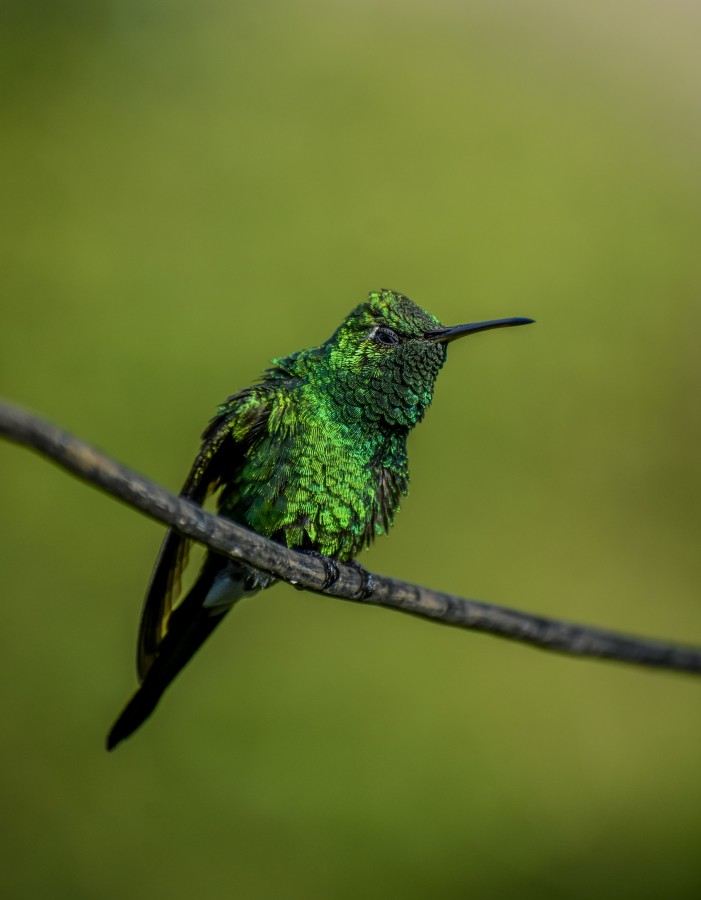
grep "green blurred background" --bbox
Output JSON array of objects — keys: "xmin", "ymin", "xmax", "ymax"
[{"xmin": 2, "ymin": 1, "xmax": 701, "ymax": 898}]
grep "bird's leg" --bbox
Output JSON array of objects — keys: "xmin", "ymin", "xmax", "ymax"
[
  {"xmin": 298, "ymin": 549, "xmax": 340, "ymax": 591},
  {"xmin": 348, "ymin": 559, "xmax": 374, "ymax": 600},
  {"xmin": 296, "ymin": 551, "xmax": 373, "ymax": 599}
]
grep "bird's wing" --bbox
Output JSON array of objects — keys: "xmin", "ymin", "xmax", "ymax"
[{"xmin": 136, "ymin": 387, "xmax": 273, "ymax": 681}]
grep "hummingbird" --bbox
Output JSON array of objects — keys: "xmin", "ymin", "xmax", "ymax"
[{"xmin": 106, "ymin": 289, "xmax": 533, "ymax": 749}]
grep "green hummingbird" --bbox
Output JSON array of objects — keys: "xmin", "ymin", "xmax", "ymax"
[{"xmin": 107, "ymin": 289, "xmax": 533, "ymax": 749}]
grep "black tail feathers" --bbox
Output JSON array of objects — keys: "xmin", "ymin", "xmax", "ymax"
[{"xmin": 106, "ymin": 574, "xmax": 232, "ymax": 751}]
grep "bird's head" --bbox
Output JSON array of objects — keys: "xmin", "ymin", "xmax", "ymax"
[{"xmin": 320, "ymin": 289, "xmax": 533, "ymax": 429}]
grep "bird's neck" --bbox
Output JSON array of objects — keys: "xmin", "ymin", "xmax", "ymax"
[{"xmin": 268, "ymin": 346, "xmax": 432, "ymax": 434}]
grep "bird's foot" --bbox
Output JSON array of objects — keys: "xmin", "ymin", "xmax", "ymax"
[
  {"xmin": 348, "ymin": 559, "xmax": 375, "ymax": 600},
  {"xmin": 299, "ymin": 549, "xmax": 340, "ymax": 591}
]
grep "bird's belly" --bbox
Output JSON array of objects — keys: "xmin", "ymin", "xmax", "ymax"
[{"xmin": 220, "ymin": 431, "xmax": 383, "ymax": 561}]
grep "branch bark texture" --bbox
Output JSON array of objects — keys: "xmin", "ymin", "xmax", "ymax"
[{"xmin": 2, "ymin": 400, "xmax": 700, "ymax": 676}]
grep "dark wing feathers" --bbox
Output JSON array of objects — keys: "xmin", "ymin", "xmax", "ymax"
[{"xmin": 136, "ymin": 389, "xmax": 271, "ymax": 681}]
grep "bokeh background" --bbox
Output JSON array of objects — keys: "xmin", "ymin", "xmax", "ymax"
[{"xmin": 2, "ymin": 1, "xmax": 701, "ymax": 898}]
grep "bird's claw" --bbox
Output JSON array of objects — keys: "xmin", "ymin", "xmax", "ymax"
[
  {"xmin": 298, "ymin": 551, "xmax": 373, "ymax": 599},
  {"xmin": 299, "ymin": 549, "xmax": 340, "ymax": 591},
  {"xmin": 348, "ymin": 559, "xmax": 374, "ymax": 600}
]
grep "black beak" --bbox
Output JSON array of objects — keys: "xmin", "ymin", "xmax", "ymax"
[{"xmin": 424, "ymin": 317, "xmax": 535, "ymax": 343}]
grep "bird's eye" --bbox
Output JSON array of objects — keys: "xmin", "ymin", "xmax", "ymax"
[{"xmin": 372, "ymin": 328, "xmax": 400, "ymax": 347}]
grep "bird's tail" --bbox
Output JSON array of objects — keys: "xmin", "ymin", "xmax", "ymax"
[{"xmin": 106, "ymin": 561, "xmax": 265, "ymax": 751}]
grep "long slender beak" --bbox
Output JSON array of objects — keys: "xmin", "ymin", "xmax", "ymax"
[{"xmin": 424, "ymin": 317, "xmax": 535, "ymax": 343}]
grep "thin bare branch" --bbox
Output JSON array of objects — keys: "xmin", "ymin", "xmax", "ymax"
[{"xmin": 2, "ymin": 399, "xmax": 700, "ymax": 676}]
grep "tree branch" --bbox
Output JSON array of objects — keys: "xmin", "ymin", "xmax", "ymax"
[{"xmin": 2, "ymin": 399, "xmax": 700, "ymax": 676}]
